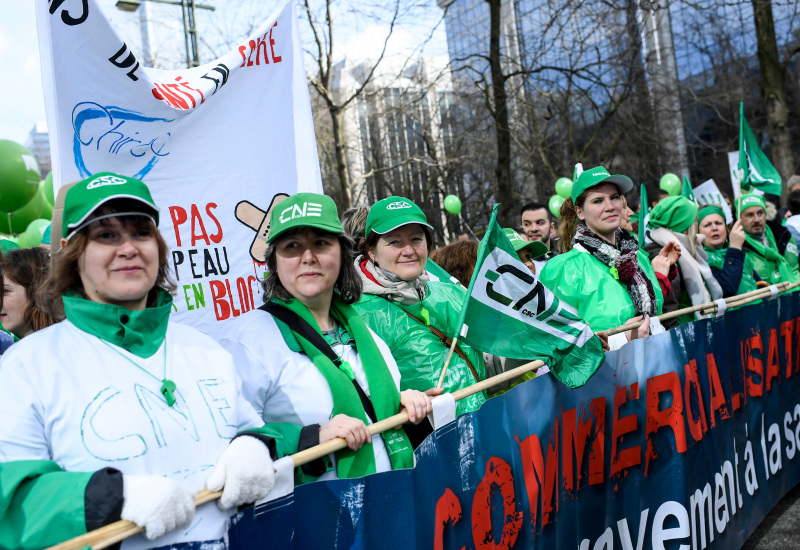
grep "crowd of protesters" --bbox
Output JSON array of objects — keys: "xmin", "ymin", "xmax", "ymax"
[{"xmin": 0, "ymin": 167, "xmax": 798, "ymax": 549}]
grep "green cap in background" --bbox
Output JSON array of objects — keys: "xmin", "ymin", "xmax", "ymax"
[
  {"xmin": 366, "ymin": 196, "xmax": 433, "ymax": 236},
  {"xmin": 267, "ymin": 192, "xmax": 343, "ymax": 243},
  {"xmin": 40, "ymin": 224, "xmax": 51, "ymax": 245},
  {"xmin": 0, "ymin": 239, "xmax": 21, "ymax": 254},
  {"xmin": 737, "ymin": 193, "xmax": 766, "ymax": 216},
  {"xmin": 571, "ymin": 166, "xmax": 634, "ymax": 202},
  {"xmin": 63, "ymin": 172, "xmax": 159, "ymax": 239},
  {"xmin": 698, "ymin": 205, "xmax": 726, "ymax": 225},
  {"xmin": 503, "ymin": 228, "xmax": 548, "ymax": 258},
  {"xmin": 648, "ymin": 195, "xmax": 698, "ymax": 233}
]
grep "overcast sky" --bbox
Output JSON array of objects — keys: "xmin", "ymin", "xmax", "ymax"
[{"xmin": 0, "ymin": 0, "xmax": 448, "ymax": 146}]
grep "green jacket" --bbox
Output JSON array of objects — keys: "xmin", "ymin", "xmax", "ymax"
[
  {"xmin": 354, "ymin": 281, "xmax": 487, "ymax": 416},
  {"xmin": 0, "ymin": 461, "xmax": 106, "ymax": 549},
  {"xmin": 704, "ymin": 246, "xmax": 758, "ymax": 297},
  {"xmin": 539, "ymin": 248, "xmax": 664, "ymax": 332}
]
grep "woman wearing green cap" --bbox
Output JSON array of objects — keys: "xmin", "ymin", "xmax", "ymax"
[
  {"xmin": 540, "ymin": 166, "xmax": 668, "ymax": 350},
  {"xmin": 353, "ymin": 196, "xmax": 488, "ymax": 416},
  {"xmin": 644, "ymin": 196, "xmax": 724, "ymax": 326},
  {"xmin": 221, "ymin": 192, "xmax": 435, "ymax": 487},
  {"xmin": 0, "ymin": 173, "xmax": 275, "ymax": 549},
  {"xmin": 697, "ymin": 204, "xmax": 760, "ymax": 298}
]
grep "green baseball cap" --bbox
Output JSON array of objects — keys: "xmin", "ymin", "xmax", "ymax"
[
  {"xmin": 737, "ymin": 193, "xmax": 766, "ymax": 217},
  {"xmin": 40, "ymin": 224, "xmax": 51, "ymax": 245},
  {"xmin": 63, "ymin": 172, "xmax": 159, "ymax": 239},
  {"xmin": 0, "ymin": 239, "xmax": 21, "ymax": 254},
  {"xmin": 503, "ymin": 228, "xmax": 548, "ymax": 258},
  {"xmin": 267, "ymin": 192, "xmax": 343, "ymax": 243},
  {"xmin": 366, "ymin": 196, "xmax": 433, "ymax": 236},
  {"xmin": 571, "ymin": 166, "xmax": 634, "ymax": 202}
]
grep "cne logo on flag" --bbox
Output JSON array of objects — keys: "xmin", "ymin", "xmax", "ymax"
[
  {"xmin": 279, "ymin": 202, "xmax": 323, "ymax": 223},
  {"xmin": 386, "ymin": 201, "xmax": 413, "ymax": 210},
  {"xmin": 473, "ymin": 248, "xmax": 593, "ymax": 346},
  {"xmin": 86, "ymin": 175, "xmax": 128, "ymax": 189}
]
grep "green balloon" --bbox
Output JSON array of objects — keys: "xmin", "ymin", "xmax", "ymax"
[
  {"xmin": 15, "ymin": 232, "xmax": 27, "ymax": 249},
  {"xmin": 0, "ymin": 140, "xmax": 40, "ymax": 212},
  {"xmin": 659, "ymin": 173, "xmax": 681, "ymax": 196},
  {"xmin": 444, "ymin": 195, "xmax": 462, "ymax": 215},
  {"xmin": 37, "ymin": 181, "xmax": 53, "ymax": 220},
  {"xmin": 555, "ymin": 177, "xmax": 573, "ymax": 199},
  {"xmin": 43, "ymin": 172, "xmax": 54, "ymax": 206},
  {"xmin": 24, "ymin": 219, "xmax": 51, "ymax": 248},
  {"xmin": 0, "ymin": 191, "xmax": 44, "ymax": 234},
  {"xmin": 548, "ymin": 195, "xmax": 564, "ymax": 218}
]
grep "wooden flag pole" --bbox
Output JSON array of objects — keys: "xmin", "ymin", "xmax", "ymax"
[{"xmin": 436, "ymin": 331, "xmax": 460, "ymax": 389}]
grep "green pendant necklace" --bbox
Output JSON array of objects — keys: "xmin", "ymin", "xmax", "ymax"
[{"xmin": 99, "ymin": 337, "xmax": 177, "ymax": 406}]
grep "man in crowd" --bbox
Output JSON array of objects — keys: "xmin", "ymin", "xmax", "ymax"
[
  {"xmin": 738, "ymin": 193, "xmax": 800, "ymax": 284},
  {"xmin": 783, "ymin": 189, "xmax": 800, "ymax": 244},
  {"xmin": 520, "ymin": 202, "xmax": 558, "ymax": 272}
]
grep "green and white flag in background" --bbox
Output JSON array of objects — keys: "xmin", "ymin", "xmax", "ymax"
[
  {"xmin": 681, "ymin": 175, "xmax": 696, "ymax": 203},
  {"xmin": 638, "ymin": 183, "xmax": 649, "ymax": 247},
  {"xmin": 455, "ymin": 205, "xmax": 605, "ymax": 388},
  {"xmin": 738, "ymin": 102, "xmax": 782, "ymax": 195}
]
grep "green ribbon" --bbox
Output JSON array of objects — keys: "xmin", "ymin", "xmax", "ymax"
[
  {"xmin": 272, "ymin": 296, "xmax": 414, "ymax": 478},
  {"xmin": 62, "ymin": 289, "xmax": 173, "ymax": 358}
]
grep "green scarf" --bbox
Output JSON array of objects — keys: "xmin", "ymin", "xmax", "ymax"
[
  {"xmin": 744, "ymin": 226, "xmax": 794, "ymax": 284},
  {"xmin": 272, "ymin": 296, "xmax": 414, "ymax": 478},
  {"xmin": 62, "ymin": 289, "xmax": 173, "ymax": 358}
]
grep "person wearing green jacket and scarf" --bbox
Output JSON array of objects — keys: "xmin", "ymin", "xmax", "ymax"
[
  {"xmin": 352, "ymin": 197, "xmax": 488, "ymax": 416},
  {"xmin": 540, "ymin": 166, "xmax": 668, "ymax": 351},
  {"xmin": 737, "ymin": 193, "xmax": 800, "ymax": 285},
  {"xmin": 0, "ymin": 173, "xmax": 274, "ymax": 549},
  {"xmin": 697, "ymin": 204, "xmax": 760, "ymax": 298},
  {"xmin": 644, "ymin": 196, "xmax": 723, "ymax": 326},
  {"xmin": 221, "ymin": 193, "xmax": 435, "ymax": 487}
]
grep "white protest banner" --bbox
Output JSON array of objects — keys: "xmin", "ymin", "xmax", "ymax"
[
  {"xmin": 38, "ymin": 0, "xmax": 321, "ymax": 335},
  {"xmin": 693, "ymin": 178, "xmax": 733, "ymax": 224}
]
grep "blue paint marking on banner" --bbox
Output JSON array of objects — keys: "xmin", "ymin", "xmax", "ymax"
[{"xmin": 167, "ymin": 293, "xmax": 800, "ymax": 549}]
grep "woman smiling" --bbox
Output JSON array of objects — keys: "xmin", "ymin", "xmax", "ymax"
[
  {"xmin": 0, "ymin": 173, "xmax": 274, "ymax": 549},
  {"xmin": 222, "ymin": 193, "xmax": 434, "ymax": 487},
  {"xmin": 352, "ymin": 197, "xmax": 487, "ymax": 415}
]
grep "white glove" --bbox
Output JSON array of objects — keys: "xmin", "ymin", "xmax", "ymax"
[
  {"xmin": 120, "ymin": 475, "xmax": 195, "ymax": 540},
  {"xmin": 206, "ymin": 435, "xmax": 275, "ymax": 510}
]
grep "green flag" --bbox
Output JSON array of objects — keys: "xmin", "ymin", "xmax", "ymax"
[
  {"xmin": 426, "ymin": 258, "xmax": 462, "ymax": 286},
  {"xmin": 738, "ymin": 102, "xmax": 782, "ymax": 195},
  {"xmin": 681, "ymin": 175, "xmax": 696, "ymax": 202},
  {"xmin": 454, "ymin": 205, "xmax": 605, "ymax": 388},
  {"xmin": 638, "ymin": 183, "xmax": 648, "ymax": 247}
]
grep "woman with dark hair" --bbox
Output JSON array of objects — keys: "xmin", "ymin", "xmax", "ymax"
[
  {"xmin": 0, "ymin": 173, "xmax": 274, "ymax": 550},
  {"xmin": 428, "ymin": 239, "xmax": 479, "ymax": 285},
  {"xmin": 541, "ymin": 167, "xmax": 670, "ymax": 350},
  {"xmin": 222, "ymin": 192, "xmax": 434, "ymax": 487},
  {"xmin": 1, "ymin": 248, "xmax": 55, "ymax": 339},
  {"xmin": 353, "ymin": 196, "xmax": 487, "ymax": 416}
]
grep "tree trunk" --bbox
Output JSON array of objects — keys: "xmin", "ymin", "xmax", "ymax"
[
  {"xmin": 330, "ymin": 106, "xmax": 352, "ymax": 209},
  {"xmin": 751, "ymin": 0, "xmax": 795, "ymax": 204},
  {"xmin": 486, "ymin": 0, "xmax": 514, "ymax": 227}
]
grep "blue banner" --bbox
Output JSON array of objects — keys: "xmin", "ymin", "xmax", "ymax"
[{"xmin": 181, "ymin": 293, "xmax": 800, "ymax": 549}]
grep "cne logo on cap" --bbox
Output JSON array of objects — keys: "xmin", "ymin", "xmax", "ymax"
[
  {"xmin": 86, "ymin": 175, "xmax": 128, "ymax": 189},
  {"xmin": 279, "ymin": 202, "xmax": 323, "ymax": 223},
  {"xmin": 386, "ymin": 201, "xmax": 413, "ymax": 210}
]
